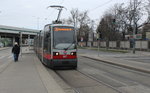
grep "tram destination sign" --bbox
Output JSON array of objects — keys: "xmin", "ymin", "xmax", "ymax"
[{"xmin": 54, "ymin": 27, "xmax": 73, "ymax": 32}]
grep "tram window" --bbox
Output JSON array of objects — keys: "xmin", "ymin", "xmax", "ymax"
[
  {"xmin": 48, "ymin": 36, "xmax": 51, "ymax": 53},
  {"xmin": 44, "ymin": 37, "xmax": 48, "ymax": 51},
  {"xmin": 53, "ymin": 26, "xmax": 75, "ymax": 49},
  {"xmin": 43, "ymin": 25, "xmax": 51, "ymax": 52},
  {"xmin": 44, "ymin": 33, "xmax": 48, "ymax": 51}
]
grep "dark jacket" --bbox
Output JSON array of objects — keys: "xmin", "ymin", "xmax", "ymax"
[{"xmin": 12, "ymin": 45, "xmax": 20, "ymax": 54}]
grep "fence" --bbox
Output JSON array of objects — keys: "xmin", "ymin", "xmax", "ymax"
[{"xmin": 78, "ymin": 40, "xmax": 150, "ymax": 51}]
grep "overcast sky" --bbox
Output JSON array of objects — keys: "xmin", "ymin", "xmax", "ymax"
[{"xmin": 0, "ymin": 0, "xmax": 129, "ymax": 30}]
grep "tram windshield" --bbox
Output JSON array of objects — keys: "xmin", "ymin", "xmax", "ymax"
[{"xmin": 53, "ymin": 26, "xmax": 76, "ymax": 50}]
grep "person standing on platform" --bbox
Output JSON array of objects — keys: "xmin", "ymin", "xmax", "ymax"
[{"xmin": 12, "ymin": 42, "xmax": 20, "ymax": 62}]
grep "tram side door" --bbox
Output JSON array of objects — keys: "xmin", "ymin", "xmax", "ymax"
[{"xmin": 48, "ymin": 28, "xmax": 51, "ymax": 56}]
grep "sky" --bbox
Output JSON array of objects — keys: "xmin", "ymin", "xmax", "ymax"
[{"xmin": 0, "ymin": 0, "xmax": 129, "ymax": 30}]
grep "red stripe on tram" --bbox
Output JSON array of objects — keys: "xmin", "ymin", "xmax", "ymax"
[
  {"xmin": 43, "ymin": 53, "xmax": 77, "ymax": 60},
  {"xmin": 53, "ymin": 55, "xmax": 77, "ymax": 59},
  {"xmin": 43, "ymin": 53, "xmax": 51, "ymax": 60}
]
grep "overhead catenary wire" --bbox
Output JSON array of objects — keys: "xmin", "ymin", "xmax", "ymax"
[{"xmin": 90, "ymin": 0, "xmax": 113, "ymax": 12}]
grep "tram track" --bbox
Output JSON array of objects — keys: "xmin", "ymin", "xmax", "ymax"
[
  {"xmin": 54, "ymin": 70, "xmax": 81, "ymax": 93},
  {"xmin": 46, "ymin": 56, "xmax": 150, "ymax": 93},
  {"xmin": 76, "ymin": 69, "xmax": 123, "ymax": 93},
  {"xmin": 78, "ymin": 56, "xmax": 150, "ymax": 93},
  {"xmin": 44, "ymin": 55, "xmax": 126, "ymax": 93},
  {"xmin": 54, "ymin": 69, "xmax": 121, "ymax": 93}
]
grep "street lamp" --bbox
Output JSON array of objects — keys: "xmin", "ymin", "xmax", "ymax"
[
  {"xmin": 32, "ymin": 16, "xmax": 40, "ymax": 29},
  {"xmin": 37, "ymin": 17, "xmax": 39, "ymax": 29}
]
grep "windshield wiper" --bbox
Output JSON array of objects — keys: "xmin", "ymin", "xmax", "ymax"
[{"xmin": 64, "ymin": 41, "xmax": 76, "ymax": 51}]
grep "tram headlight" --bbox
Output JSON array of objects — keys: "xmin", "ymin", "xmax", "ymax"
[
  {"xmin": 70, "ymin": 52, "xmax": 76, "ymax": 56},
  {"xmin": 53, "ymin": 52, "xmax": 59, "ymax": 56}
]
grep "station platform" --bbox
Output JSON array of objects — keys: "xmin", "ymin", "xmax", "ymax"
[{"xmin": 0, "ymin": 47, "xmax": 65, "ymax": 93}]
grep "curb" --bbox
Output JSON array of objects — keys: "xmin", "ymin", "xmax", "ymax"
[
  {"xmin": 34, "ymin": 56, "xmax": 66, "ymax": 93},
  {"xmin": 80, "ymin": 54, "xmax": 150, "ymax": 74}
]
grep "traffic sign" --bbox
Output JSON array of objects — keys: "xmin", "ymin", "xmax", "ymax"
[{"xmin": 135, "ymin": 34, "xmax": 142, "ymax": 39}]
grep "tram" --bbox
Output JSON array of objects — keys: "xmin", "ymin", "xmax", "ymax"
[{"xmin": 34, "ymin": 23, "xmax": 77, "ymax": 69}]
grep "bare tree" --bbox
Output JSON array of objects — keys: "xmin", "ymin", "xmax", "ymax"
[
  {"xmin": 62, "ymin": 9, "xmax": 79, "ymax": 26},
  {"xmin": 146, "ymin": 0, "xmax": 150, "ymax": 23},
  {"xmin": 97, "ymin": 1, "xmax": 148, "ymax": 40},
  {"xmin": 108, "ymin": 3, "xmax": 128, "ymax": 40},
  {"xmin": 63, "ymin": 9, "xmax": 92, "ymax": 42},
  {"xmin": 70, "ymin": 8, "xmax": 79, "ymax": 27},
  {"xmin": 124, "ymin": 0, "xmax": 147, "ymax": 35},
  {"xmin": 77, "ymin": 11, "xmax": 91, "ymax": 41}
]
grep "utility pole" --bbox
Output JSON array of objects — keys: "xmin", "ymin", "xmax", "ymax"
[
  {"xmin": 133, "ymin": 0, "xmax": 137, "ymax": 54},
  {"xmin": 97, "ymin": 32, "xmax": 100, "ymax": 56}
]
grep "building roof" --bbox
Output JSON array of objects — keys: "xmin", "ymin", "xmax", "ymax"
[{"xmin": 0, "ymin": 25, "xmax": 40, "ymax": 35}]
